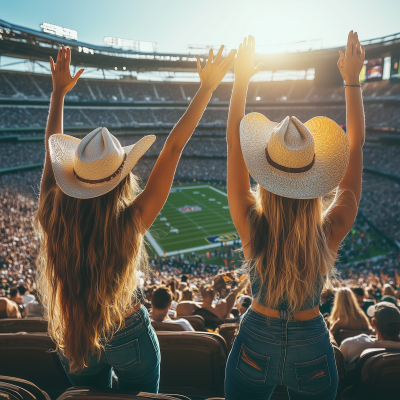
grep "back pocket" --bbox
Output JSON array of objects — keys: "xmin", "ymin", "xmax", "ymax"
[
  {"xmin": 236, "ymin": 344, "xmax": 269, "ymax": 382},
  {"xmin": 294, "ymin": 355, "xmax": 331, "ymax": 395},
  {"xmin": 106, "ymin": 338, "xmax": 141, "ymax": 371}
]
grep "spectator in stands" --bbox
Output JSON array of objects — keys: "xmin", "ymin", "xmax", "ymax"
[
  {"xmin": 380, "ymin": 284, "xmax": 399, "ymax": 306},
  {"xmin": 7, "ymin": 288, "xmax": 22, "ymax": 305},
  {"xmin": 237, "ymin": 295, "xmax": 251, "ymax": 316},
  {"xmin": 329, "ymin": 287, "xmax": 371, "ymax": 334},
  {"xmin": 151, "ymin": 286, "xmax": 194, "ymax": 331},
  {"xmin": 181, "ymin": 287, "xmax": 194, "ymax": 301},
  {"xmin": 34, "ymin": 45, "xmax": 235, "ymax": 391},
  {"xmin": 351, "ymin": 286, "xmax": 375, "ymax": 315},
  {"xmin": 225, "ymin": 32, "xmax": 365, "ymax": 399},
  {"xmin": 0, "ymin": 297, "xmax": 20, "ymax": 318},
  {"xmin": 319, "ymin": 288, "xmax": 335, "ymax": 316},
  {"xmin": 17, "ymin": 284, "xmax": 35, "ymax": 305},
  {"xmin": 340, "ymin": 302, "xmax": 400, "ymax": 371}
]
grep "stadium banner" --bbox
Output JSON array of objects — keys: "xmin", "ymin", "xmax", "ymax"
[
  {"xmin": 360, "ymin": 58, "xmax": 383, "ymax": 82},
  {"xmin": 205, "ymin": 232, "xmax": 240, "ymax": 244},
  {"xmin": 169, "ymin": 188, "xmax": 182, "ymax": 193},
  {"xmin": 390, "ymin": 57, "xmax": 400, "ymax": 83},
  {"xmin": 178, "ymin": 205, "xmax": 202, "ymax": 213}
]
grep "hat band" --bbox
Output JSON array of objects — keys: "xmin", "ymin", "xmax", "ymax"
[
  {"xmin": 73, "ymin": 154, "xmax": 127, "ymax": 184},
  {"xmin": 265, "ymin": 147, "xmax": 315, "ymax": 173}
]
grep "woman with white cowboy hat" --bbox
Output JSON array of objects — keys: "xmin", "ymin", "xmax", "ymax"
[
  {"xmin": 225, "ymin": 32, "xmax": 365, "ymax": 400},
  {"xmin": 34, "ymin": 45, "xmax": 236, "ymax": 391}
]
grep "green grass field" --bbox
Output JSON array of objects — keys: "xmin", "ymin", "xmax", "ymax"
[{"xmin": 146, "ymin": 185, "xmax": 238, "ymax": 256}]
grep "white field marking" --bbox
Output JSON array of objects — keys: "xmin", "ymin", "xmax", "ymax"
[
  {"xmin": 208, "ymin": 186, "xmax": 228, "ymax": 196},
  {"xmin": 160, "ymin": 217, "xmax": 167, "ymax": 221},
  {"xmin": 165, "ymin": 223, "xmax": 170, "ymax": 226},
  {"xmin": 197, "ymin": 226, "xmax": 202, "ymax": 229},
  {"xmin": 223, "ymin": 206, "xmax": 229, "ymax": 209},
  {"xmin": 201, "ymin": 194, "xmax": 206, "ymax": 197},
  {"xmin": 170, "ymin": 228, "xmax": 179, "ymax": 234},
  {"xmin": 193, "ymin": 191, "xmax": 199, "ymax": 194},
  {"xmin": 145, "ymin": 231, "xmax": 164, "ymax": 257},
  {"xmin": 217, "ymin": 202, "xmax": 221, "ymax": 204},
  {"xmin": 170, "ymin": 185, "xmax": 208, "ymax": 191},
  {"xmin": 164, "ymin": 240, "xmax": 237, "ymax": 257},
  {"xmin": 209, "ymin": 198, "xmax": 216, "ymax": 201}
]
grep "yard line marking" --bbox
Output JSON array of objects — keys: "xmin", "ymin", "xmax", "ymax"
[
  {"xmin": 145, "ymin": 231, "xmax": 164, "ymax": 256},
  {"xmin": 164, "ymin": 240, "xmax": 238, "ymax": 257},
  {"xmin": 208, "ymin": 186, "xmax": 228, "ymax": 196}
]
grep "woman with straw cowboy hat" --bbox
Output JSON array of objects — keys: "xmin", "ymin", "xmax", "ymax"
[
  {"xmin": 34, "ymin": 45, "xmax": 236, "ymax": 391},
  {"xmin": 225, "ymin": 32, "xmax": 365, "ymax": 399}
]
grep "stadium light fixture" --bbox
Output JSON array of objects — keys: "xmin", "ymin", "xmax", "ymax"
[
  {"xmin": 40, "ymin": 22, "xmax": 78, "ymax": 40},
  {"xmin": 104, "ymin": 36, "xmax": 158, "ymax": 53},
  {"xmin": 256, "ymin": 96, "xmax": 261, "ymax": 101}
]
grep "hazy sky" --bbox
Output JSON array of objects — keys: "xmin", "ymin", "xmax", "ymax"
[{"xmin": 2, "ymin": 0, "xmax": 400, "ymax": 53}]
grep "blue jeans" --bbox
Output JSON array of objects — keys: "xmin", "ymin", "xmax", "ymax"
[
  {"xmin": 225, "ymin": 307, "xmax": 338, "ymax": 400},
  {"xmin": 59, "ymin": 305, "xmax": 160, "ymax": 392}
]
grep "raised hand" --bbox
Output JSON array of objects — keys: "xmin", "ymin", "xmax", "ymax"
[
  {"xmin": 50, "ymin": 46, "xmax": 84, "ymax": 95},
  {"xmin": 234, "ymin": 35, "xmax": 263, "ymax": 84},
  {"xmin": 337, "ymin": 31, "xmax": 365, "ymax": 85},
  {"xmin": 196, "ymin": 46, "xmax": 236, "ymax": 92}
]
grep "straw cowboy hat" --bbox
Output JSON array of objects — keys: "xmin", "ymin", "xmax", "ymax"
[
  {"xmin": 49, "ymin": 127, "xmax": 155, "ymax": 199},
  {"xmin": 240, "ymin": 113, "xmax": 350, "ymax": 199}
]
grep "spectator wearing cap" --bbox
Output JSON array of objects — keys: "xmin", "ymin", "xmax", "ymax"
[
  {"xmin": 340, "ymin": 302, "xmax": 400, "ymax": 371},
  {"xmin": 151, "ymin": 286, "xmax": 194, "ymax": 331},
  {"xmin": 351, "ymin": 286, "xmax": 375, "ymax": 316}
]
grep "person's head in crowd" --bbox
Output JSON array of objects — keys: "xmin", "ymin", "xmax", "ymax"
[
  {"xmin": 366, "ymin": 286, "xmax": 376, "ymax": 300},
  {"xmin": 151, "ymin": 286, "xmax": 173, "ymax": 321},
  {"xmin": 181, "ymin": 287, "xmax": 194, "ymax": 301},
  {"xmin": 321, "ymin": 288, "xmax": 335, "ymax": 304},
  {"xmin": 17, "ymin": 284, "xmax": 28, "ymax": 296},
  {"xmin": 247, "ymin": 184, "xmax": 337, "ymax": 313},
  {"xmin": 201, "ymin": 285, "xmax": 215, "ymax": 305},
  {"xmin": 382, "ymin": 284, "xmax": 397, "ymax": 298},
  {"xmin": 8, "ymin": 288, "xmax": 22, "ymax": 305},
  {"xmin": 351, "ymin": 286, "xmax": 365, "ymax": 303},
  {"xmin": 237, "ymin": 295, "xmax": 251, "ymax": 315},
  {"xmin": 367, "ymin": 302, "xmax": 400, "ymax": 342},
  {"xmin": 34, "ymin": 171, "xmax": 151, "ymax": 373},
  {"xmin": 330, "ymin": 287, "xmax": 371, "ymax": 330},
  {"xmin": 181, "ymin": 275, "xmax": 188, "ymax": 283},
  {"xmin": 0, "ymin": 289, "xmax": 5, "ymax": 297},
  {"xmin": 167, "ymin": 280, "xmax": 180, "ymax": 302}
]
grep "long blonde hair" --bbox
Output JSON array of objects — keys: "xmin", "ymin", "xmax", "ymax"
[
  {"xmin": 245, "ymin": 185, "xmax": 337, "ymax": 313},
  {"xmin": 330, "ymin": 287, "xmax": 371, "ymax": 330},
  {"xmin": 34, "ymin": 173, "xmax": 150, "ymax": 372}
]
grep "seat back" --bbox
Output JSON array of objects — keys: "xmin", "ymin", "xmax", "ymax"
[
  {"xmin": 0, "ymin": 333, "xmax": 71, "ymax": 399},
  {"xmin": 0, "ymin": 376, "xmax": 50, "ymax": 400},
  {"xmin": 175, "ymin": 315, "xmax": 205, "ymax": 331},
  {"xmin": 151, "ymin": 321, "xmax": 186, "ymax": 332},
  {"xmin": 57, "ymin": 387, "xmax": 189, "ymax": 400},
  {"xmin": 356, "ymin": 349, "xmax": 400, "ymax": 399},
  {"xmin": 217, "ymin": 323, "xmax": 239, "ymax": 353},
  {"xmin": 193, "ymin": 308, "xmax": 239, "ymax": 330},
  {"xmin": 334, "ymin": 329, "xmax": 374, "ymax": 346},
  {"xmin": 0, "ymin": 318, "xmax": 48, "ymax": 333},
  {"xmin": 156, "ymin": 331, "xmax": 227, "ymax": 397}
]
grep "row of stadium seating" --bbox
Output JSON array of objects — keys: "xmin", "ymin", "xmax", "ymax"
[
  {"xmin": 1, "ymin": 103, "xmax": 400, "ymax": 129},
  {"xmin": 1, "ymin": 71, "xmax": 400, "ymax": 102},
  {"xmin": 0, "ymin": 317, "xmax": 399, "ymax": 399}
]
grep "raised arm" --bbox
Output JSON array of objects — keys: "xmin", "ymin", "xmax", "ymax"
[
  {"xmin": 329, "ymin": 31, "xmax": 365, "ymax": 249},
  {"xmin": 40, "ymin": 46, "xmax": 84, "ymax": 196},
  {"xmin": 226, "ymin": 36, "xmax": 262, "ymax": 252},
  {"xmin": 135, "ymin": 46, "xmax": 236, "ymax": 230}
]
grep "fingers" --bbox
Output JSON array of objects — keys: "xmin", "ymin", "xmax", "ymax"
[
  {"xmin": 49, "ymin": 57, "xmax": 55, "ymax": 73},
  {"xmin": 196, "ymin": 55, "xmax": 202, "ymax": 75},
  {"xmin": 208, "ymin": 48, "xmax": 213, "ymax": 64},
  {"xmin": 346, "ymin": 30, "xmax": 353, "ymax": 56},
  {"xmin": 361, "ymin": 45, "xmax": 365, "ymax": 62},
  {"xmin": 66, "ymin": 47, "xmax": 71, "ymax": 66},
  {"xmin": 219, "ymin": 49, "xmax": 237, "ymax": 73},
  {"xmin": 254, "ymin": 63, "xmax": 264, "ymax": 74},
  {"xmin": 72, "ymin": 69, "xmax": 84, "ymax": 83},
  {"xmin": 214, "ymin": 45, "xmax": 224, "ymax": 64}
]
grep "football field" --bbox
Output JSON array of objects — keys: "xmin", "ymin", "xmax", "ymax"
[{"xmin": 146, "ymin": 185, "xmax": 239, "ymax": 256}]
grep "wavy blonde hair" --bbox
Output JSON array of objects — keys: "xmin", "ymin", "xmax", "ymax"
[
  {"xmin": 245, "ymin": 185, "xmax": 337, "ymax": 313},
  {"xmin": 34, "ymin": 173, "xmax": 150, "ymax": 372},
  {"xmin": 329, "ymin": 287, "xmax": 371, "ymax": 330}
]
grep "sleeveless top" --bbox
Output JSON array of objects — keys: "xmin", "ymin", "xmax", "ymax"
[{"xmin": 248, "ymin": 211, "xmax": 324, "ymax": 318}]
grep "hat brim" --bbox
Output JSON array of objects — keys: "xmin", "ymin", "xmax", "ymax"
[
  {"xmin": 240, "ymin": 113, "xmax": 350, "ymax": 199},
  {"xmin": 49, "ymin": 133, "xmax": 156, "ymax": 199}
]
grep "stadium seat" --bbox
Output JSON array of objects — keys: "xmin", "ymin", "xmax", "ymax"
[
  {"xmin": 156, "ymin": 331, "xmax": 227, "ymax": 398},
  {"xmin": 341, "ymin": 347, "xmax": 400, "ymax": 399},
  {"xmin": 217, "ymin": 323, "xmax": 239, "ymax": 353},
  {"xmin": 0, "ymin": 333, "xmax": 71, "ymax": 399},
  {"xmin": 193, "ymin": 308, "xmax": 240, "ymax": 330},
  {"xmin": 151, "ymin": 321, "xmax": 186, "ymax": 331},
  {"xmin": 334, "ymin": 328, "xmax": 374, "ymax": 346},
  {"xmin": 0, "ymin": 376, "xmax": 50, "ymax": 400},
  {"xmin": 332, "ymin": 345, "xmax": 347, "ymax": 398},
  {"xmin": 56, "ymin": 387, "xmax": 189, "ymax": 400},
  {"xmin": 0, "ymin": 317, "xmax": 48, "ymax": 333},
  {"xmin": 174, "ymin": 315, "xmax": 205, "ymax": 331}
]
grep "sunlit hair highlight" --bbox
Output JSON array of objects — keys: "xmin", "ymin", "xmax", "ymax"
[
  {"xmin": 329, "ymin": 287, "xmax": 371, "ymax": 330},
  {"xmin": 244, "ymin": 185, "xmax": 338, "ymax": 313},
  {"xmin": 34, "ymin": 172, "xmax": 150, "ymax": 373}
]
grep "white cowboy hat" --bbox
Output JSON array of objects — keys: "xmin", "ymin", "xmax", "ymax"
[
  {"xmin": 240, "ymin": 113, "xmax": 350, "ymax": 199},
  {"xmin": 49, "ymin": 127, "xmax": 155, "ymax": 199}
]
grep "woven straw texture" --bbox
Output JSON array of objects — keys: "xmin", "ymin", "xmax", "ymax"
[
  {"xmin": 49, "ymin": 128, "xmax": 155, "ymax": 199},
  {"xmin": 240, "ymin": 113, "xmax": 350, "ymax": 199}
]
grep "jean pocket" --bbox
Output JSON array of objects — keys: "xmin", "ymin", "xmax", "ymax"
[
  {"xmin": 236, "ymin": 344, "xmax": 269, "ymax": 382},
  {"xmin": 106, "ymin": 338, "xmax": 141, "ymax": 371},
  {"xmin": 294, "ymin": 355, "xmax": 331, "ymax": 395}
]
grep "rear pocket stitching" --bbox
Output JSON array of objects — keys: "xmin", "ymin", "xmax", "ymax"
[{"xmin": 236, "ymin": 344, "xmax": 269, "ymax": 382}]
